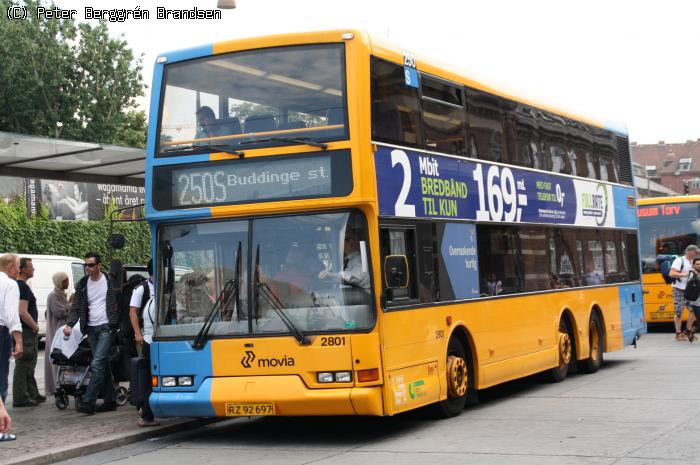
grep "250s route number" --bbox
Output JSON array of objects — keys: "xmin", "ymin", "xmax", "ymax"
[{"xmin": 225, "ymin": 403, "xmax": 275, "ymax": 416}]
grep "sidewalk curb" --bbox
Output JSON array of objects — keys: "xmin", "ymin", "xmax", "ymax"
[{"xmin": 1, "ymin": 418, "xmax": 215, "ymax": 465}]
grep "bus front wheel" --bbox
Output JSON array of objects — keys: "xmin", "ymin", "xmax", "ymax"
[
  {"xmin": 549, "ymin": 321, "xmax": 573, "ymax": 382},
  {"xmin": 433, "ymin": 336, "xmax": 471, "ymax": 418},
  {"xmin": 579, "ymin": 312, "xmax": 604, "ymax": 373}
]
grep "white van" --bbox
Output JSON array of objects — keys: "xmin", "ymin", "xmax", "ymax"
[{"xmin": 15, "ymin": 254, "xmax": 86, "ymax": 339}]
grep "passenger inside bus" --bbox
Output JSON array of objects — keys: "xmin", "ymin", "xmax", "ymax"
[
  {"xmin": 266, "ymin": 245, "xmax": 315, "ymax": 303},
  {"xmin": 584, "ymin": 262, "xmax": 604, "ymax": 286},
  {"xmin": 549, "ymin": 273, "xmax": 569, "ymax": 289},
  {"xmin": 195, "ymin": 106, "xmax": 219, "ymax": 139},
  {"xmin": 175, "ymin": 270, "xmax": 214, "ymax": 323},
  {"xmin": 484, "ymin": 273, "xmax": 503, "ymax": 296},
  {"xmin": 276, "ymin": 246, "xmax": 312, "ymax": 290}
]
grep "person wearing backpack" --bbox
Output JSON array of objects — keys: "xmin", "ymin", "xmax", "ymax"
[
  {"xmin": 669, "ymin": 245, "xmax": 699, "ymax": 340},
  {"xmin": 684, "ymin": 258, "xmax": 700, "ymax": 342},
  {"xmin": 128, "ymin": 259, "xmax": 153, "ymax": 354},
  {"xmin": 657, "ymin": 254, "xmax": 679, "ymax": 285},
  {"xmin": 128, "ymin": 259, "xmax": 157, "ymax": 427}
]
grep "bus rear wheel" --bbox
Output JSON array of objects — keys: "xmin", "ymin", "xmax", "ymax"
[
  {"xmin": 433, "ymin": 336, "xmax": 471, "ymax": 418},
  {"xmin": 549, "ymin": 321, "xmax": 572, "ymax": 382},
  {"xmin": 579, "ymin": 312, "xmax": 604, "ymax": 373}
]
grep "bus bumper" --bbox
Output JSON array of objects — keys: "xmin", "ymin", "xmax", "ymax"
[{"xmin": 151, "ymin": 375, "xmax": 384, "ymax": 417}]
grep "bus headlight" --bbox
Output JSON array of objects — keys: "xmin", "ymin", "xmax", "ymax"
[
  {"xmin": 317, "ymin": 371, "xmax": 353, "ymax": 383},
  {"xmin": 162, "ymin": 376, "xmax": 177, "ymax": 387},
  {"xmin": 178, "ymin": 376, "xmax": 194, "ymax": 387},
  {"xmin": 334, "ymin": 371, "xmax": 352, "ymax": 383}
]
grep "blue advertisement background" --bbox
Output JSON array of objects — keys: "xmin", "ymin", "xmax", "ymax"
[
  {"xmin": 374, "ymin": 145, "xmax": 632, "ymax": 228},
  {"xmin": 440, "ymin": 223, "xmax": 480, "ymax": 299}
]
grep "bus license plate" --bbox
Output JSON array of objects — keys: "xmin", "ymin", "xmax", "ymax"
[{"xmin": 225, "ymin": 402, "xmax": 275, "ymax": 416}]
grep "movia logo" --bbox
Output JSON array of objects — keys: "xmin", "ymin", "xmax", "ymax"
[
  {"xmin": 241, "ymin": 351, "xmax": 255, "ymax": 368},
  {"xmin": 257, "ymin": 355, "xmax": 295, "ymax": 368},
  {"xmin": 240, "ymin": 351, "xmax": 296, "ymax": 368}
]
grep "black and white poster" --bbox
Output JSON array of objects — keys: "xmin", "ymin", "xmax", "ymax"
[{"xmin": 26, "ymin": 178, "xmax": 145, "ymax": 220}]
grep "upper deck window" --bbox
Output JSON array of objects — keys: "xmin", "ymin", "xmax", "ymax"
[
  {"xmin": 158, "ymin": 44, "xmax": 347, "ymax": 156},
  {"xmin": 370, "ymin": 57, "xmax": 423, "ymax": 148},
  {"xmin": 421, "ymin": 77, "xmax": 466, "ymax": 155}
]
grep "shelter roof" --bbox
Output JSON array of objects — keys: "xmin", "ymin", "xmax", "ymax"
[{"xmin": 0, "ymin": 131, "xmax": 145, "ymax": 186}]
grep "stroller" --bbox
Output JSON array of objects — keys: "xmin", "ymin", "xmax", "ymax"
[{"xmin": 50, "ymin": 328, "xmax": 130, "ymax": 410}]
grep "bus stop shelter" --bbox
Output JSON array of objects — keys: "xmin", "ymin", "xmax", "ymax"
[{"xmin": 0, "ymin": 131, "xmax": 145, "ymax": 186}]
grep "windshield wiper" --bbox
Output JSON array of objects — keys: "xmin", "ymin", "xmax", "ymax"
[
  {"xmin": 238, "ymin": 137, "xmax": 327, "ymax": 150},
  {"xmin": 192, "ymin": 278, "xmax": 238, "ymax": 349},
  {"xmin": 162, "ymin": 144, "xmax": 244, "ymax": 157},
  {"xmin": 233, "ymin": 241, "xmax": 243, "ymax": 322},
  {"xmin": 254, "ymin": 244, "xmax": 310, "ymax": 345},
  {"xmin": 192, "ymin": 241, "xmax": 242, "ymax": 350}
]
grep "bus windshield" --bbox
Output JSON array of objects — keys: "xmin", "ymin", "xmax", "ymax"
[
  {"xmin": 158, "ymin": 44, "xmax": 347, "ymax": 155},
  {"xmin": 155, "ymin": 210, "xmax": 374, "ymax": 339},
  {"xmin": 638, "ymin": 202, "xmax": 700, "ymax": 272}
]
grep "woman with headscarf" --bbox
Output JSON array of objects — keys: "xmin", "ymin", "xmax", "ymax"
[{"xmin": 44, "ymin": 272, "xmax": 70, "ymax": 396}]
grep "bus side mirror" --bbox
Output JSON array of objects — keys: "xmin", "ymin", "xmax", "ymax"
[
  {"xmin": 108, "ymin": 233, "xmax": 126, "ymax": 250},
  {"xmin": 384, "ymin": 255, "xmax": 409, "ymax": 289}
]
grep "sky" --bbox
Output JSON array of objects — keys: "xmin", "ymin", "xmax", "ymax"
[{"xmin": 51, "ymin": 0, "xmax": 700, "ymax": 145}]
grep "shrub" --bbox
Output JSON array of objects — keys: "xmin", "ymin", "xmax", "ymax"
[{"xmin": 0, "ymin": 195, "xmax": 151, "ymax": 264}]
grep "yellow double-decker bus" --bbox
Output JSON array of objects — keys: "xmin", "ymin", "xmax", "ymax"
[
  {"xmin": 147, "ymin": 30, "xmax": 645, "ymax": 418},
  {"xmin": 638, "ymin": 195, "xmax": 700, "ymax": 323}
]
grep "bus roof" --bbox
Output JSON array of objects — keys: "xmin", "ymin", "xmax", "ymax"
[
  {"xmin": 637, "ymin": 195, "xmax": 700, "ymax": 206},
  {"xmin": 170, "ymin": 29, "xmax": 627, "ymax": 137}
]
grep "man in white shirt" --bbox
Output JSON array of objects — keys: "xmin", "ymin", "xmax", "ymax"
[
  {"xmin": 129, "ymin": 259, "xmax": 154, "ymax": 349},
  {"xmin": 669, "ymin": 244, "xmax": 699, "ymax": 340},
  {"xmin": 0, "ymin": 254, "xmax": 23, "ymax": 405},
  {"xmin": 64, "ymin": 252, "xmax": 120, "ymax": 414},
  {"xmin": 318, "ymin": 235, "xmax": 370, "ymax": 289}
]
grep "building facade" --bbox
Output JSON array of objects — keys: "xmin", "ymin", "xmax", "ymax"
[{"xmin": 631, "ymin": 139, "xmax": 700, "ymax": 195}]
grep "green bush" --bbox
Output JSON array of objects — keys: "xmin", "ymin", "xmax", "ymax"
[{"xmin": 0, "ymin": 196, "xmax": 151, "ymax": 264}]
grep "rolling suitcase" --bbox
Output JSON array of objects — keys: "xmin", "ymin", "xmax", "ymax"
[{"xmin": 129, "ymin": 356, "xmax": 150, "ymax": 405}]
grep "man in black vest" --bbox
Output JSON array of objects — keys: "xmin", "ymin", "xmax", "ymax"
[{"xmin": 64, "ymin": 252, "xmax": 120, "ymax": 414}]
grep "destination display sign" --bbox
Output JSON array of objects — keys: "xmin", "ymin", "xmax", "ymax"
[
  {"xmin": 374, "ymin": 145, "xmax": 636, "ymax": 229},
  {"xmin": 152, "ymin": 150, "xmax": 352, "ymax": 210},
  {"xmin": 637, "ymin": 203, "xmax": 699, "ymax": 219}
]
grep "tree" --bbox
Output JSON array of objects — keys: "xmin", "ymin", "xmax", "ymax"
[
  {"xmin": 0, "ymin": 195, "xmax": 151, "ymax": 264},
  {"xmin": 0, "ymin": 0, "xmax": 146, "ymax": 147},
  {"xmin": 113, "ymin": 110, "xmax": 148, "ymax": 149}
]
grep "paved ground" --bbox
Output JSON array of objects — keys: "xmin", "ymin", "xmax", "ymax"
[
  {"xmin": 2, "ymin": 353, "xmax": 204, "ymax": 465},
  {"xmin": 33, "ymin": 331, "xmax": 700, "ymax": 465}
]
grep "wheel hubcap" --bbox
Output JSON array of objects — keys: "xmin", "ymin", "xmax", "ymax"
[
  {"xmin": 558, "ymin": 332, "xmax": 571, "ymax": 366},
  {"xmin": 446, "ymin": 355, "xmax": 468, "ymax": 397}
]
